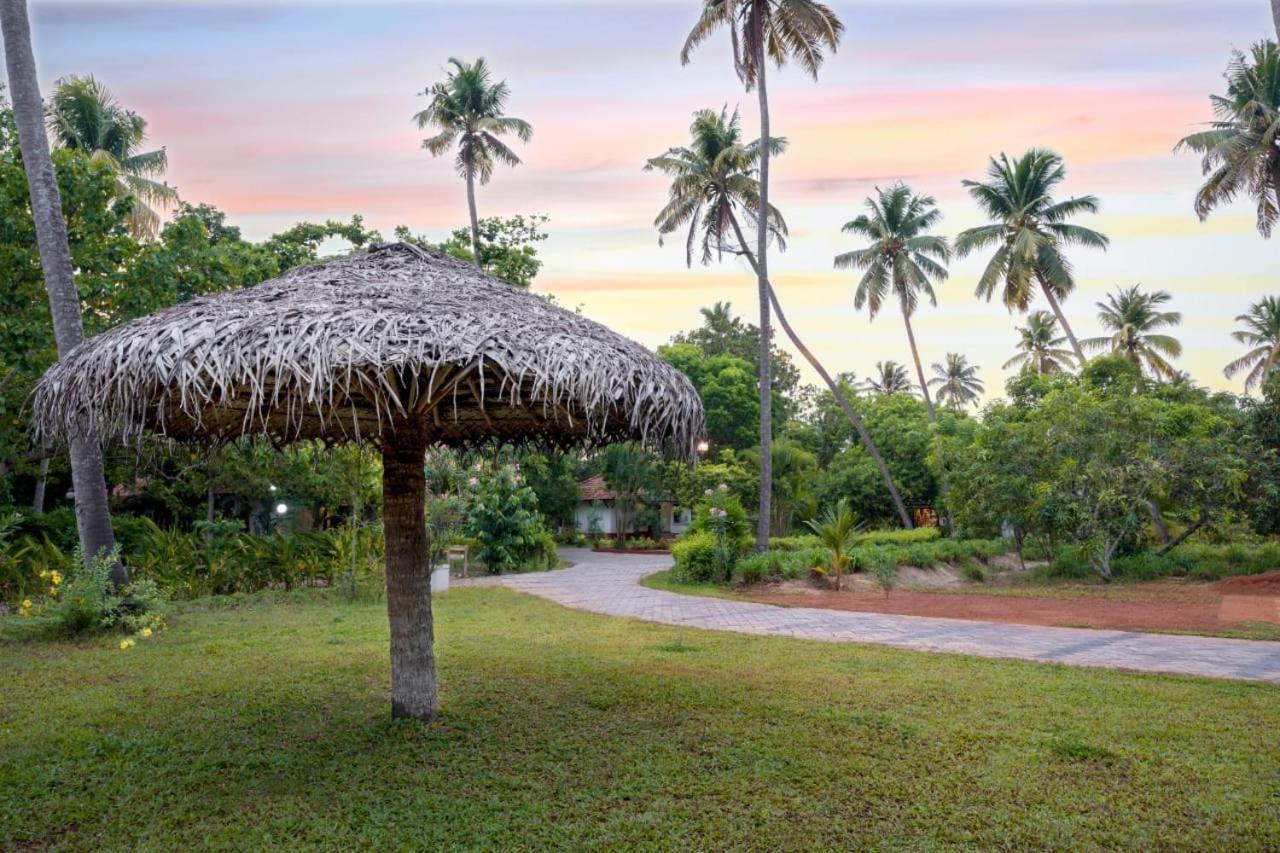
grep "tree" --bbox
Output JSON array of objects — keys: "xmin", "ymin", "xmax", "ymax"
[
  {"xmin": 1246, "ymin": 371, "xmax": 1280, "ymax": 534},
  {"xmin": 1176, "ymin": 41, "xmax": 1280, "ymax": 238},
  {"xmin": 414, "ymin": 58, "xmax": 531, "ymax": 269},
  {"xmin": 0, "ymin": 2, "xmax": 122, "ymax": 583},
  {"xmin": 646, "ymin": 106, "xmax": 787, "ymax": 266},
  {"xmin": 682, "ymin": 0, "xmax": 844, "ymax": 550},
  {"xmin": 46, "ymin": 74, "xmax": 177, "ymax": 240},
  {"xmin": 955, "ymin": 149, "xmax": 1109, "ymax": 363},
  {"xmin": 804, "ymin": 498, "xmax": 862, "ymax": 591},
  {"xmin": 929, "ymin": 353, "xmax": 984, "ymax": 409},
  {"xmin": 647, "ymin": 107, "xmax": 911, "ymax": 527},
  {"xmin": 1003, "ymin": 310, "xmax": 1074, "ymax": 375},
  {"xmin": 835, "ymin": 184, "xmax": 950, "ymax": 418},
  {"xmin": 601, "ymin": 443, "xmax": 661, "ymax": 544},
  {"xmin": 659, "ymin": 343, "xmax": 760, "ymax": 451},
  {"xmin": 396, "ymin": 214, "xmax": 549, "ymax": 288},
  {"xmin": 667, "ymin": 301, "xmax": 800, "ymax": 408},
  {"xmin": 865, "ymin": 361, "xmax": 913, "ymax": 395},
  {"xmin": 1225, "ymin": 295, "xmax": 1280, "ymax": 392},
  {"xmin": 1083, "ymin": 285, "xmax": 1183, "ymax": 380}
]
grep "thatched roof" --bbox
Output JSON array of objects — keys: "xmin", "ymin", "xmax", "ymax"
[{"xmin": 32, "ymin": 242, "xmax": 704, "ymax": 458}]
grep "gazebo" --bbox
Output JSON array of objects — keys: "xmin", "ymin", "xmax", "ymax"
[{"xmin": 32, "ymin": 242, "xmax": 704, "ymax": 721}]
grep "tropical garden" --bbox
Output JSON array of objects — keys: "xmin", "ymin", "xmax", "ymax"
[{"xmin": 1, "ymin": 0, "xmax": 1280, "ymax": 847}]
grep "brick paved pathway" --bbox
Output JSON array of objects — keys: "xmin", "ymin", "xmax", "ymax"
[{"xmin": 459, "ymin": 549, "xmax": 1280, "ymax": 683}]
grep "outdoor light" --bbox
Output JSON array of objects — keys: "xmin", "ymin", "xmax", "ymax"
[
  {"xmin": 269, "ymin": 484, "xmax": 278, "ymax": 492},
  {"xmin": 275, "ymin": 502, "xmax": 288, "ymax": 515},
  {"xmin": 696, "ymin": 439, "xmax": 710, "ymax": 455}
]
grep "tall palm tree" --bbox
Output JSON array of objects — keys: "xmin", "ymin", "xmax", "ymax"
[
  {"xmin": 647, "ymin": 109, "xmax": 915, "ymax": 528},
  {"xmin": 646, "ymin": 106, "xmax": 787, "ymax": 266},
  {"xmin": 1003, "ymin": 310, "xmax": 1075, "ymax": 375},
  {"xmin": 1225, "ymin": 295, "xmax": 1280, "ymax": 392},
  {"xmin": 414, "ymin": 58, "xmax": 531, "ymax": 269},
  {"xmin": 1083, "ymin": 285, "xmax": 1183, "ymax": 380},
  {"xmin": 865, "ymin": 360, "xmax": 913, "ymax": 395},
  {"xmin": 46, "ymin": 74, "xmax": 177, "ymax": 240},
  {"xmin": 834, "ymin": 183, "xmax": 950, "ymax": 420},
  {"xmin": 929, "ymin": 353, "xmax": 984, "ymax": 409},
  {"xmin": 955, "ymin": 149, "xmax": 1109, "ymax": 363},
  {"xmin": 1175, "ymin": 41, "xmax": 1280, "ymax": 238},
  {"xmin": 1, "ymin": 0, "xmax": 122, "ymax": 583},
  {"xmin": 682, "ymin": 0, "xmax": 844, "ymax": 549}
]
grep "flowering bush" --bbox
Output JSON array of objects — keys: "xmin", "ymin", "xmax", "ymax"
[
  {"xmin": 6, "ymin": 547, "xmax": 168, "ymax": 644},
  {"xmin": 673, "ymin": 484, "xmax": 750, "ymax": 584}
]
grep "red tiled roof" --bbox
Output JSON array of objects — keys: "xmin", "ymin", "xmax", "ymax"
[{"xmin": 578, "ymin": 474, "xmax": 615, "ymax": 501}]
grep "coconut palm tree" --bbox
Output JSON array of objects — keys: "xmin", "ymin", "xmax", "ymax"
[
  {"xmin": 681, "ymin": 0, "xmax": 844, "ymax": 549},
  {"xmin": 929, "ymin": 353, "xmax": 984, "ymax": 409},
  {"xmin": 1083, "ymin": 285, "xmax": 1183, "ymax": 380},
  {"xmin": 1175, "ymin": 40, "xmax": 1280, "ymax": 238},
  {"xmin": 955, "ymin": 149, "xmax": 1109, "ymax": 363},
  {"xmin": 647, "ymin": 107, "xmax": 915, "ymax": 528},
  {"xmin": 645, "ymin": 106, "xmax": 787, "ymax": 266},
  {"xmin": 1225, "ymin": 295, "xmax": 1280, "ymax": 392},
  {"xmin": 45, "ymin": 75, "xmax": 177, "ymax": 240},
  {"xmin": 0, "ymin": 0, "xmax": 121, "ymax": 582},
  {"xmin": 804, "ymin": 498, "xmax": 863, "ymax": 591},
  {"xmin": 414, "ymin": 58, "xmax": 532, "ymax": 269},
  {"xmin": 1003, "ymin": 310, "xmax": 1075, "ymax": 375},
  {"xmin": 834, "ymin": 184, "xmax": 950, "ymax": 420},
  {"xmin": 865, "ymin": 361, "xmax": 913, "ymax": 395}
]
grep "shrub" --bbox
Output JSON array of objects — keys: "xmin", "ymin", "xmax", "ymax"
[
  {"xmin": 5, "ymin": 547, "xmax": 168, "ymax": 644},
  {"xmin": 463, "ymin": 462, "xmax": 550, "ymax": 574},
  {"xmin": 627, "ymin": 536, "xmax": 659, "ymax": 551},
  {"xmin": 870, "ymin": 554, "xmax": 897, "ymax": 597},
  {"xmin": 672, "ymin": 531, "xmax": 733, "ymax": 584},
  {"xmin": 961, "ymin": 563, "xmax": 987, "ymax": 583},
  {"xmin": 767, "ymin": 535, "xmax": 820, "ymax": 552},
  {"xmin": 861, "ymin": 528, "xmax": 940, "ymax": 546}
]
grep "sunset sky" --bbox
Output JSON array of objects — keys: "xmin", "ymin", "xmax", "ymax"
[{"xmin": 11, "ymin": 0, "xmax": 1278, "ymax": 399}]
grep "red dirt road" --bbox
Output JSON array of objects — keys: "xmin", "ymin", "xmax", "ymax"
[{"xmin": 743, "ymin": 572, "xmax": 1280, "ymax": 635}]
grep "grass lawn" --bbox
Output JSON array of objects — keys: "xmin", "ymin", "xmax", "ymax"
[{"xmin": 2, "ymin": 588, "xmax": 1279, "ymax": 849}]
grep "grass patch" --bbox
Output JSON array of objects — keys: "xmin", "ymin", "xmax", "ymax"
[
  {"xmin": 641, "ymin": 568, "xmax": 743, "ymax": 600},
  {"xmin": 2, "ymin": 588, "xmax": 1279, "ymax": 848}
]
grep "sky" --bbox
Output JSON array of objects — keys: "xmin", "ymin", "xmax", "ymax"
[{"xmin": 7, "ymin": 0, "xmax": 1278, "ymax": 400}]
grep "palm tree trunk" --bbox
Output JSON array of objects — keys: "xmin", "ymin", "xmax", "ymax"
[
  {"xmin": 32, "ymin": 454, "xmax": 49, "ymax": 514},
  {"xmin": 2, "ymin": 0, "xmax": 122, "ymax": 584},
  {"xmin": 381, "ymin": 419, "xmax": 438, "ymax": 722},
  {"xmin": 727, "ymin": 214, "xmax": 914, "ymax": 529},
  {"xmin": 753, "ymin": 29, "xmax": 774, "ymax": 551},
  {"xmin": 1272, "ymin": 0, "xmax": 1280, "ymax": 40},
  {"xmin": 1036, "ymin": 273, "xmax": 1086, "ymax": 364},
  {"xmin": 465, "ymin": 164, "xmax": 482, "ymax": 271},
  {"xmin": 899, "ymin": 299, "xmax": 957, "ymax": 534}
]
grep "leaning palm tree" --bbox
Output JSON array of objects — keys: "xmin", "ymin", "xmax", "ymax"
[
  {"xmin": 682, "ymin": 0, "xmax": 844, "ymax": 549},
  {"xmin": 45, "ymin": 75, "xmax": 177, "ymax": 240},
  {"xmin": 1003, "ymin": 310, "xmax": 1075, "ymax": 375},
  {"xmin": 929, "ymin": 353, "xmax": 984, "ymax": 409},
  {"xmin": 1, "ymin": 0, "xmax": 121, "ymax": 581},
  {"xmin": 647, "ymin": 109, "xmax": 915, "ymax": 528},
  {"xmin": 645, "ymin": 106, "xmax": 787, "ymax": 265},
  {"xmin": 414, "ymin": 58, "xmax": 531, "ymax": 269},
  {"xmin": 835, "ymin": 184, "xmax": 950, "ymax": 420},
  {"xmin": 1175, "ymin": 41, "xmax": 1280, "ymax": 238},
  {"xmin": 865, "ymin": 360, "xmax": 913, "ymax": 395},
  {"xmin": 1225, "ymin": 295, "xmax": 1280, "ymax": 392},
  {"xmin": 1083, "ymin": 285, "xmax": 1183, "ymax": 380},
  {"xmin": 955, "ymin": 149, "xmax": 1109, "ymax": 363}
]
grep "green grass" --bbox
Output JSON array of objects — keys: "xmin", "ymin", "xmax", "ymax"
[
  {"xmin": 640, "ymin": 568, "xmax": 745, "ymax": 599},
  {"xmin": 2, "ymin": 588, "xmax": 1279, "ymax": 849}
]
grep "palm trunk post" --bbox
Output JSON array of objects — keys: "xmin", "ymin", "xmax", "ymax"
[
  {"xmin": 1273, "ymin": 0, "xmax": 1280, "ymax": 40},
  {"xmin": 753, "ymin": 31, "xmax": 774, "ymax": 550},
  {"xmin": 2, "ymin": 0, "xmax": 123, "ymax": 583},
  {"xmin": 1036, "ymin": 273, "xmax": 1086, "ymax": 363},
  {"xmin": 464, "ymin": 163, "xmax": 482, "ymax": 270},
  {"xmin": 727, "ymin": 215, "xmax": 914, "ymax": 528},
  {"xmin": 900, "ymin": 297, "xmax": 957, "ymax": 533},
  {"xmin": 381, "ymin": 419, "xmax": 438, "ymax": 722}
]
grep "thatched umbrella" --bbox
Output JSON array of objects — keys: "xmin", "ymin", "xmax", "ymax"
[{"xmin": 32, "ymin": 242, "xmax": 703, "ymax": 721}]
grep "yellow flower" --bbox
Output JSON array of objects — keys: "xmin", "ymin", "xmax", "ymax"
[
  {"xmin": 49, "ymin": 587, "xmax": 59, "ymax": 597},
  {"xmin": 140, "ymin": 627, "xmax": 153, "ymax": 638},
  {"xmin": 21, "ymin": 599, "xmax": 31, "ymax": 609},
  {"xmin": 38, "ymin": 570, "xmax": 48, "ymax": 579},
  {"xmin": 50, "ymin": 571, "xmax": 62, "ymax": 586},
  {"xmin": 119, "ymin": 639, "xmax": 133, "ymax": 650}
]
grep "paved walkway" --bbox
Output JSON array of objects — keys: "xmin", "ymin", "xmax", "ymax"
[{"xmin": 459, "ymin": 549, "xmax": 1280, "ymax": 684}]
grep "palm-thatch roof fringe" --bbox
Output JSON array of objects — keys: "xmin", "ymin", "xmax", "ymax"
[{"xmin": 31, "ymin": 242, "xmax": 704, "ymax": 458}]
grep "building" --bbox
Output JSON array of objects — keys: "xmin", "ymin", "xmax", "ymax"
[{"xmin": 573, "ymin": 474, "xmax": 691, "ymax": 537}]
